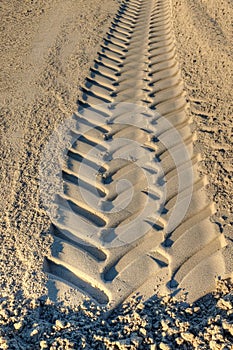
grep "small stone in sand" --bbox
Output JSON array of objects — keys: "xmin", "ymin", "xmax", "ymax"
[{"xmin": 13, "ymin": 322, "xmax": 23, "ymax": 331}]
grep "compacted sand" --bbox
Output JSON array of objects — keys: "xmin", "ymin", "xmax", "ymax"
[{"xmin": 0, "ymin": 0, "xmax": 232, "ymax": 349}]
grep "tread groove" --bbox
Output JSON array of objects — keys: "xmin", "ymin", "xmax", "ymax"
[{"xmin": 45, "ymin": 0, "xmax": 226, "ymax": 308}]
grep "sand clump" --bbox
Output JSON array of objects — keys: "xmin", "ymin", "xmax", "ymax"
[{"xmin": 0, "ymin": 280, "xmax": 233, "ymax": 349}]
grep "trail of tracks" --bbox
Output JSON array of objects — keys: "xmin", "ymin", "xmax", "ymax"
[{"xmin": 44, "ymin": 0, "xmax": 226, "ymax": 309}]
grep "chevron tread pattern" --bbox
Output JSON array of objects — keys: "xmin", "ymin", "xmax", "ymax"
[{"xmin": 44, "ymin": 0, "xmax": 226, "ymax": 309}]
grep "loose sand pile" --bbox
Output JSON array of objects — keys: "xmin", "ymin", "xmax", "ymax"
[
  {"xmin": 0, "ymin": 0, "xmax": 232, "ymax": 349},
  {"xmin": 1, "ymin": 280, "xmax": 233, "ymax": 349}
]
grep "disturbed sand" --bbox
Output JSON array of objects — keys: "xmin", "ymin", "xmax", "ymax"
[{"xmin": 0, "ymin": 0, "xmax": 232, "ymax": 349}]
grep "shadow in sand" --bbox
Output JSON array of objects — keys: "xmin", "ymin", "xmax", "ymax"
[{"xmin": 1, "ymin": 281, "xmax": 232, "ymax": 349}]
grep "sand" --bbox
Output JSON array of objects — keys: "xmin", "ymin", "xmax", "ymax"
[
  {"xmin": 0, "ymin": 0, "xmax": 232, "ymax": 349},
  {"xmin": 172, "ymin": 0, "xmax": 233, "ymax": 276}
]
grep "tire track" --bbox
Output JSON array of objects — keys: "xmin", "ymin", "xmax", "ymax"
[
  {"xmin": 147, "ymin": 1, "xmax": 226, "ymax": 299},
  {"xmin": 44, "ymin": 0, "xmax": 226, "ymax": 308}
]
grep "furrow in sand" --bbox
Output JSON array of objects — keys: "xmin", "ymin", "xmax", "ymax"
[
  {"xmin": 51, "ymin": 225, "xmax": 107, "ymax": 261},
  {"xmin": 62, "ymin": 166, "xmax": 106, "ymax": 194},
  {"xmin": 45, "ymin": 0, "xmax": 226, "ymax": 308},
  {"xmin": 44, "ymin": 258, "xmax": 109, "ymax": 305},
  {"xmin": 55, "ymin": 194, "xmax": 107, "ymax": 228}
]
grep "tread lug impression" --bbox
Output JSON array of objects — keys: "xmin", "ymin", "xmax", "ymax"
[{"xmin": 44, "ymin": 0, "xmax": 227, "ymax": 309}]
